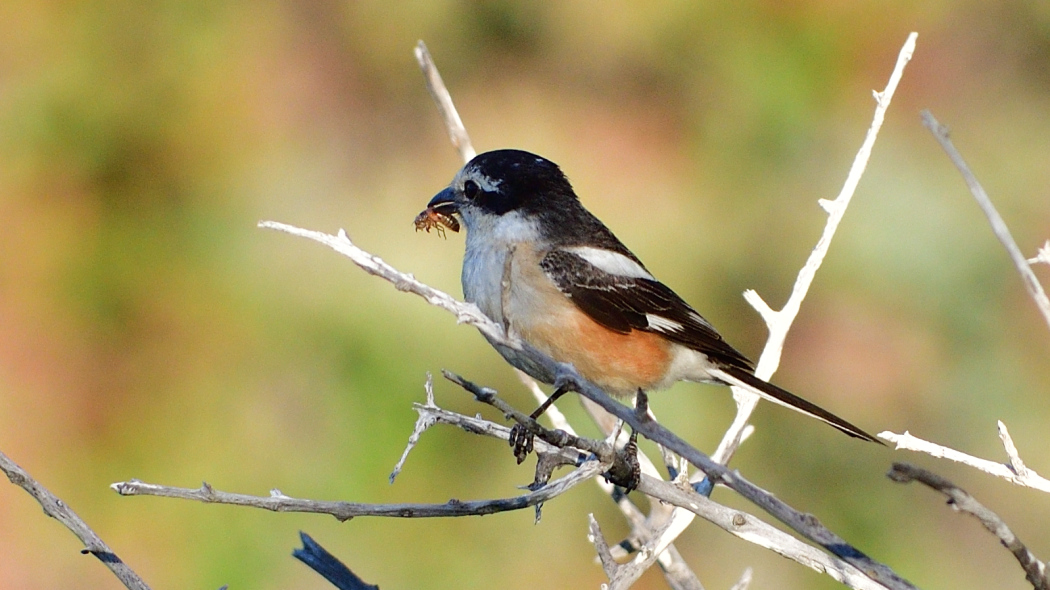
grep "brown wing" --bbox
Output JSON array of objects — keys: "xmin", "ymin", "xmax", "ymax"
[
  {"xmin": 539, "ymin": 249, "xmax": 754, "ymax": 372},
  {"xmin": 539, "ymin": 248, "xmax": 882, "ymax": 444}
]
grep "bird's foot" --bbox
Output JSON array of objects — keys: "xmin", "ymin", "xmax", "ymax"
[
  {"xmin": 621, "ymin": 430, "xmax": 641, "ymax": 493},
  {"xmin": 605, "ymin": 429, "xmax": 641, "ymax": 493},
  {"xmin": 508, "ymin": 423, "xmax": 535, "ymax": 464}
]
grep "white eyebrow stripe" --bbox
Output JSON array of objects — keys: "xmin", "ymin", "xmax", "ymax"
[
  {"xmin": 563, "ymin": 246, "xmax": 654, "ymax": 280},
  {"xmin": 464, "ymin": 171, "xmax": 503, "ymax": 193},
  {"xmin": 646, "ymin": 314, "xmax": 683, "ymax": 333}
]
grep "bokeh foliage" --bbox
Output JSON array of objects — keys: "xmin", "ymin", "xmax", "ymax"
[{"xmin": 1, "ymin": 2, "xmax": 1048, "ymax": 589}]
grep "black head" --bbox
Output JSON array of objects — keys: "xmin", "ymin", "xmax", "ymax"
[
  {"xmin": 423, "ymin": 149, "xmax": 635, "ymax": 254},
  {"xmin": 427, "ymin": 149, "xmax": 577, "ymax": 216}
]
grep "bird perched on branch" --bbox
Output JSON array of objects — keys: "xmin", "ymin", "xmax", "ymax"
[{"xmin": 418, "ymin": 149, "xmax": 879, "ymax": 460}]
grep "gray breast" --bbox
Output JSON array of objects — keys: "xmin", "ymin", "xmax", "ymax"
[{"xmin": 461, "ymin": 235, "xmax": 508, "ymax": 326}]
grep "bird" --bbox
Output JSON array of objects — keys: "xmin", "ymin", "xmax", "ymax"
[{"xmin": 419, "ymin": 149, "xmax": 880, "ymax": 448}]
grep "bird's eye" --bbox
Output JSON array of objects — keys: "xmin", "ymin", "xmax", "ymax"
[{"xmin": 463, "ymin": 180, "xmax": 479, "ymax": 200}]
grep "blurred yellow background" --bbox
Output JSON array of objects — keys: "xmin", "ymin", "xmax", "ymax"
[{"xmin": 1, "ymin": 2, "xmax": 1049, "ymax": 589}]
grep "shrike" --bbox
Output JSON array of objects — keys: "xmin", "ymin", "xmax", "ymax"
[{"xmin": 420, "ymin": 149, "xmax": 879, "ymax": 446}]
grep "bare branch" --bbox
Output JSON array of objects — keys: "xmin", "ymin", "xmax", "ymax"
[
  {"xmin": 588, "ymin": 514, "xmax": 621, "ymax": 583},
  {"xmin": 255, "ymin": 38, "xmax": 923, "ymax": 590},
  {"xmin": 711, "ymin": 31, "xmax": 918, "ymax": 465},
  {"xmin": 590, "ymin": 510, "xmax": 688, "ymax": 590},
  {"xmin": 636, "ymin": 475, "xmax": 890, "ymax": 590},
  {"xmin": 614, "ymin": 31, "xmax": 917, "ymax": 589},
  {"xmin": 112, "ymin": 458, "xmax": 605, "ymax": 521},
  {"xmin": 524, "ymin": 372, "xmax": 707, "ymax": 589},
  {"xmin": 293, "ymin": 532, "xmax": 380, "ymax": 590},
  {"xmin": 998, "ymin": 421, "xmax": 1031, "ymax": 478},
  {"xmin": 1029, "ymin": 240, "xmax": 1050, "ymax": 266},
  {"xmin": 604, "ymin": 511, "xmax": 706, "ymax": 590},
  {"xmin": 415, "ymin": 40, "xmax": 476, "ymax": 163},
  {"xmin": 880, "ymin": 426, "xmax": 1050, "ymax": 493},
  {"xmin": 660, "ymin": 550, "xmax": 708, "ymax": 590},
  {"xmin": 729, "ymin": 568, "xmax": 753, "ymax": 590},
  {"xmin": 255, "ymin": 218, "xmax": 915, "ymax": 589},
  {"xmin": 441, "ymin": 386, "xmax": 901, "ymax": 589},
  {"xmin": 920, "ymin": 109, "xmax": 1050, "ymax": 332},
  {"xmin": 441, "ymin": 370, "xmax": 618, "ymax": 469},
  {"xmin": 888, "ymin": 463, "xmax": 1049, "ymax": 590},
  {"xmin": 258, "ymin": 222, "xmax": 512, "ymax": 349},
  {"xmin": 390, "ymin": 373, "xmax": 589, "ymax": 486},
  {"xmin": 406, "ymin": 385, "xmax": 881, "ymax": 588},
  {"xmin": 389, "ymin": 373, "xmax": 439, "ymax": 484},
  {"xmin": 0, "ymin": 450, "xmax": 151, "ymax": 590}
]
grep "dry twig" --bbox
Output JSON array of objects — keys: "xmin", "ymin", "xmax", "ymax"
[
  {"xmin": 888, "ymin": 463, "xmax": 1048, "ymax": 590},
  {"xmin": 0, "ymin": 450, "xmax": 151, "ymax": 590},
  {"xmin": 712, "ymin": 31, "xmax": 918, "ymax": 465},
  {"xmin": 113, "ymin": 458, "xmax": 605, "ymax": 521},
  {"xmin": 1029, "ymin": 241, "xmax": 1050, "ymax": 266},
  {"xmin": 293, "ymin": 532, "xmax": 380, "ymax": 590},
  {"xmin": 415, "ymin": 41, "xmax": 475, "ymax": 163},
  {"xmin": 408, "ymin": 35, "xmax": 915, "ymax": 588},
  {"xmin": 256, "ymin": 219, "xmax": 914, "ymax": 589},
  {"xmin": 880, "ymin": 422, "xmax": 1050, "ymax": 493},
  {"xmin": 920, "ymin": 109, "xmax": 1050, "ymax": 332},
  {"xmin": 520, "ymin": 373, "xmax": 706, "ymax": 589},
  {"xmin": 397, "ymin": 383, "xmax": 890, "ymax": 588},
  {"xmin": 416, "ymin": 40, "xmax": 712, "ymax": 587},
  {"xmin": 639, "ymin": 30, "xmax": 918, "ymax": 589}
]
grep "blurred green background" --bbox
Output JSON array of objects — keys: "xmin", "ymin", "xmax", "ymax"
[{"xmin": 1, "ymin": 2, "xmax": 1049, "ymax": 589}]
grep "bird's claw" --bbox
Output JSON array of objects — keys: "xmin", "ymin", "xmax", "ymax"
[
  {"xmin": 509, "ymin": 423, "xmax": 535, "ymax": 464},
  {"xmin": 621, "ymin": 431, "xmax": 641, "ymax": 493},
  {"xmin": 605, "ymin": 430, "xmax": 641, "ymax": 493}
]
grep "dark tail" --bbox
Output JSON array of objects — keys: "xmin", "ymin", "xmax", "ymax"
[{"xmin": 708, "ymin": 366, "xmax": 883, "ymax": 444}]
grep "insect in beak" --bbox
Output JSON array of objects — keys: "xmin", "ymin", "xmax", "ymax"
[{"xmin": 414, "ymin": 207, "xmax": 460, "ymax": 238}]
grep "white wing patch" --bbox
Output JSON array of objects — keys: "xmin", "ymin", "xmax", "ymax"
[
  {"xmin": 688, "ymin": 311, "xmax": 714, "ymax": 330},
  {"xmin": 564, "ymin": 246, "xmax": 654, "ymax": 280},
  {"xmin": 645, "ymin": 314, "xmax": 683, "ymax": 333}
]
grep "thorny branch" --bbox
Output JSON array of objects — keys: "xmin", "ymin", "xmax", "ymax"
[
  {"xmin": 920, "ymin": 109, "xmax": 1050, "ymax": 332},
  {"xmin": 389, "ymin": 373, "xmax": 588, "ymax": 488},
  {"xmin": 416, "ymin": 41, "xmax": 476, "ymax": 163},
  {"xmin": 879, "ymin": 423, "xmax": 1050, "ymax": 494},
  {"xmin": 113, "ymin": 458, "xmax": 606, "ymax": 521},
  {"xmin": 416, "ymin": 39, "xmax": 714, "ymax": 588},
  {"xmin": 256, "ymin": 219, "xmax": 916, "ymax": 590},
  {"xmin": 250, "ymin": 35, "xmax": 928, "ymax": 590},
  {"xmin": 888, "ymin": 463, "xmax": 1049, "ymax": 590},
  {"xmin": 397, "ymin": 380, "xmax": 889, "ymax": 589},
  {"xmin": 388, "ymin": 375, "xmax": 889, "ymax": 589},
  {"xmin": 293, "ymin": 532, "xmax": 380, "ymax": 590},
  {"xmin": 711, "ymin": 31, "xmax": 918, "ymax": 466},
  {"xmin": 877, "ymin": 112, "xmax": 1050, "ymax": 504},
  {"xmin": 519, "ymin": 373, "xmax": 707, "ymax": 590},
  {"xmin": 0, "ymin": 450, "xmax": 151, "ymax": 590},
  {"xmin": 615, "ymin": 30, "xmax": 918, "ymax": 589}
]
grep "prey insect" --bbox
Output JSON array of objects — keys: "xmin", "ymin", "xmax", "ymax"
[{"xmin": 414, "ymin": 207, "xmax": 460, "ymax": 238}]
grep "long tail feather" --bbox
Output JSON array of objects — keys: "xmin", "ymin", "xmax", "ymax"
[{"xmin": 708, "ymin": 366, "xmax": 883, "ymax": 444}]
